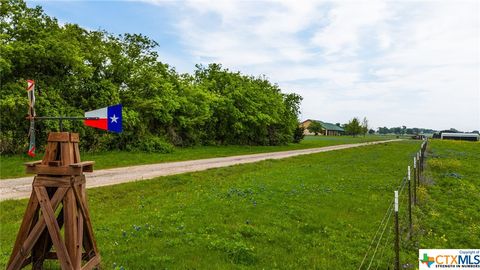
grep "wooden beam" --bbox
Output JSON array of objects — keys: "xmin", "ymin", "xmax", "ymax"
[
  {"xmin": 32, "ymin": 207, "xmax": 64, "ymax": 269},
  {"xmin": 26, "ymin": 165, "xmax": 82, "ymax": 176},
  {"xmin": 73, "ymin": 185, "xmax": 99, "ymax": 256},
  {"xmin": 48, "ymin": 161, "xmax": 62, "ymax": 167},
  {"xmin": 70, "ymin": 133, "xmax": 80, "ymax": 143},
  {"xmin": 81, "ymin": 255, "xmax": 100, "ymax": 270},
  {"xmin": 7, "ymin": 191, "xmax": 39, "ymax": 267},
  {"xmin": 41, "ymin": 142, "xmax": 58, "ymax": 165},
  {"xmin": 69, "ymin": 161, "xmax": 95, "ymax": 168},
  {"xmin": 34, "ymin": 177, "xmax": 71, "ymax": 187},
  {"xmin": 7, "ymin": 187, "xmax": 67, "ymax": 270},
  {"xmin": 73, "ymin": 143, "xmax": 81, "ymax": 163},
  {"xmin": 79, "ymin": 179, "xmax": 94, "ymax": 259},
  {"xmin": 64, "ymin": 188, "xmax": 78, "ymax": 269},
  {"xmin": 24, "ymin": 160, "xmax": 42, "ymax": 167},
  {"xmin": 34, "ymin": 186, "xmax": 73, "ymax": 270},
  {"xmin": 76, "ymin": 208, "xmax": 84, "ymax": 270},
  {"xmin": 61, "ymin": 142, "xmax": 74, "ymax": 166},
  {"xmin": 19, "ymin": 257, "xmax": 32, "ymax": 269},
  {"xmin": 48, "ymin": 132, "xmax": 70, "ymax": 142},
  {"xmin": 70, "ymin": 161, "xmax": 95, "ymax": 173}
]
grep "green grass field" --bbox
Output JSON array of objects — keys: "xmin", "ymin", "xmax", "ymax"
[
  {"xmin": 0, "ymin": 140, "xmax": 419, "ymax": 269},
  {"xmin": 404, "ymin": 140, "xmax": 480, "ymax": 264},
  {"xmin": 0, "ymin": 135, "xmax": 396, "ymax": 179},
  {"xmin": 1, "ymin": 139, "xmax": 475, "ymax": 269}
]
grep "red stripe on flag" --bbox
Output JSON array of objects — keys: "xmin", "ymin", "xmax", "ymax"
[
  {"xmin": 27, "ymin": 80, "xmax": 35, "ymax": 91},
  {"xmin": 28, "ymin": 147, "xmax": 35, "ymax": 157},
  {"xmin": 84, "ymin": 119, "xmax": 108, "ymax": 130}
]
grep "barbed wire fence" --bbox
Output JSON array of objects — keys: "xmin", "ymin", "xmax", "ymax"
[{"xmin": 358, "ymin": 139, "xmax": 428, "ymax": 270}]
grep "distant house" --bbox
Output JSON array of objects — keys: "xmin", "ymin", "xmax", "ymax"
[{"xmin": 300, "ymin": 119, "xmax": 345, "ymax": 136}]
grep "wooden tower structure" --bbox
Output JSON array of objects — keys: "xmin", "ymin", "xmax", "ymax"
[{"xmin": 7, "ymin": 132, "xmax": 100, "ymax": 270}]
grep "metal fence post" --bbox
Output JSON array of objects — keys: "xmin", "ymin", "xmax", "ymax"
[
  {"xmin": 408, "ymin": 166, "xmax": 412, "ymax": 234},
  {"xmin": 413, "ymin": 156, "xmax": 417, "ymax": 186},
  {"xmin": 416, "ymin": 152, "xmax": 420, "ymax": 186},
  {"xmin": 394, "ymin": 190, "xmax": 400, "ymax": 270}
]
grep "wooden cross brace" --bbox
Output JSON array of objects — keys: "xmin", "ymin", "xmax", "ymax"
[{"xmin": 7, "ymin": 177, "xmax": 100, "ymax": 270}]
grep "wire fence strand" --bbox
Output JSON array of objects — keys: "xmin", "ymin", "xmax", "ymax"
[
  {"xmin": 358, "ymin": 140, "xmax": 428, "ymax": 270},
  {"xmin": 357, "ymin": 198, "xmax": 395, "ymax": 270},
  {"xmin": 366, "ymin": 203, "xmax": 395, "ymax": 270}
]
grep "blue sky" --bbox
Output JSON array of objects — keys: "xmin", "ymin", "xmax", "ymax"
[{"xmin": 28, "ymin": 0, "xmax": 480, "ymax": 131}]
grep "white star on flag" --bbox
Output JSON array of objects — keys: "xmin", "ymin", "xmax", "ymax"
[
  {"xmin": 110, "ymin": 114, "xmax": 118, "ymax": 123},
  {"xmin": 84, "ymin": 104, "xmax": 122, "ymax": 133}
]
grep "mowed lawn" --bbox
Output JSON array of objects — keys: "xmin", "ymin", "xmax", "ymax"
[
  {"xmin": 0, "ymin": 135, "xmax": 396, "ymax": 179},
  {"xmin": 0, "ymin": 140, "xmax": 419, "ymax": 269}
]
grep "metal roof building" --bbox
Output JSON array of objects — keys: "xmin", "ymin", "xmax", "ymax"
[
  {"xmin": 300, "ymin": 120, "xmax": 345, "ymax": 136},
  {"xmin": 440, "ymin": 132, "xmax": 479, "ymax": 141}
]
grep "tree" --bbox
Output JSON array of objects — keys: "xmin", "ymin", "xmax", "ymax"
[
  {"xmin": 368, "ymin": 129, "xmax": 375, "ymax": 134},
  {"xmin": 361, "ymin": 117, "xmax": 368, "ymax": 136},
  {"xmin": 378, "ymin": 127, "xmax": 389, "ymax": 134},
  {"xmin": 307, "ymin": 121, "xmax": 323, "ymax": 136},
  {"xmin": 293, "ymin": 126, "xmax": 305, "ymax": 143},
  {"xmin": 194, "ymin": 64, "xmax": 302, "ymax": 145},
  {"xmin": 392, "ymin": 127, "xmax": 402, "ymax": 134},
  {"xmin": 345, "ymin": 118, "xmax": 362, "ymax": 137},
  {"xmin": 0, "ymin": 0, "xmax": 303, "ymax": 154},
  {"xmin": 377, "ymin": 126, "xmax": 437, "ymax": 136}
]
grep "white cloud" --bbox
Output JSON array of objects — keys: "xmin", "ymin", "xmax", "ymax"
[
  {"xmin": 311, "ymin": 1, "xmax": 389, "ymax": 57},
  {"xmin": 147, "ymin": 0, "xmax": 479, "ymax": 131}
]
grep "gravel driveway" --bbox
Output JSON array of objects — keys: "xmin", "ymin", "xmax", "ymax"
[{"xmin": 0, "ymin": 139, "xmax": 401, "ymax": 201}]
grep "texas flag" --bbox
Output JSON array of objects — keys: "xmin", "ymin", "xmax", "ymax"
[{"xmin": 84, "ymin": 104, "xmax": 122, "ymax": 133}]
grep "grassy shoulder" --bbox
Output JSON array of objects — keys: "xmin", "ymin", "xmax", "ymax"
[
  {"xmin": 0, "ymin": 135, "xmax": 396, "ymax": 179},
  {"xmin": 405, "ymin": 140, "xmax": 480, "ymax": 263},
  {"xmin": 0, "ymin": 140, "xmax": 419, "ymax": 269}
]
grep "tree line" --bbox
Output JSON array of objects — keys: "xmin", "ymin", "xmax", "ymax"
[
  {"xmin": 307, "ymin": 118, "xmax": 447, "ymax": 137},
  {"xmin": 0, "ymin": 0, "xmax": 303, "ymax": 154},
  {"xmin": 376, "ymin": 126, "xmax": 437, "ymax": 135}
]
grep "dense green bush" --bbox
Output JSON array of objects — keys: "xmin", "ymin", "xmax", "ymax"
[
  {"xmin": 0, "ymin": 0, "xmax": 302, "ymax": 154},
  {"xmin": 126, "ymin": 136, "xmax": 174, "ymax": 153},
  {"xmin": 293, "ymin": 126, "xmax": 305, "ymax": 143}
]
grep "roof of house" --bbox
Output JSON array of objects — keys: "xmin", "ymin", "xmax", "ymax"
[
  {"xmin": 304, "ymin": 119, "xmax": 345, "ymax": 132},
  {"xmin": 441, "ymin": 133, "xmax": 479, "ymax": 138},
  {"xmin": 319, "ymin": 121, "xmax": 344, "ymax": 132}
]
